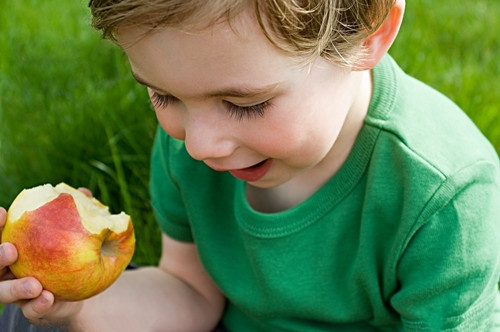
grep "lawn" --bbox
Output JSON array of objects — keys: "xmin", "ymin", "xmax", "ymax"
[
  {"xmin": 0, "ymin": 1, "xmax": 161, "ymax": 266},
  {"xmin": 0, "ymin": 0, "xmax": 499, "ymax": 309},
  {"xmin": 390, "ymin": 0, "xmax": 500, "ymax": 148}
]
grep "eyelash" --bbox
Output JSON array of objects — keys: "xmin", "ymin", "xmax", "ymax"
[
  {"xmin": 151, "ymin": 92, "xmax": 171, "ymax": 109},
  {"xmin": 150, "ymin": 92, "xmax": 269, "ymax": 121}
]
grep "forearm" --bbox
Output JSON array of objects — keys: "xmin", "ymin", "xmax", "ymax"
[{"xmin": 69, "ymin": 267, "xmax": 225, "ymax": 332}]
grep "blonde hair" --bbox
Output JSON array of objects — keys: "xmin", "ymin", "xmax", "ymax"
[{"xmin": 89, "ymin": 0, "xmax": 395, "ymax": 66}]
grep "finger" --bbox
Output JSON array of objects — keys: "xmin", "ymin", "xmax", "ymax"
[
  {"xmin": 0, "ymin": 277, "xmax": 43, "ymax": 304},
  {"xmin": 20, "ymin": 290, "xmax": 54, "ymax": 321},
  {"xmin": 0, "ymin": 243, "xmax": 18, "ymax": 268},
  {"xmin": 0, "ymin": 207, "xmax": 7, "ymax": 228},
  {"xmin": 77, "ymin": 187, "xmax": 92, "ymax": 198}
]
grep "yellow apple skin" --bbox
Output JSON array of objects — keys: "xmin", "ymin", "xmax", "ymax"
[{"xmin": 1, "ymin": 192, "xmax": 135, "ymax": 301}]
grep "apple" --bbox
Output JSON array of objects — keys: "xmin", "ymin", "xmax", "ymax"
[{"xmin": 1, "ymin": 183, "xmax": 135, "ymax": 301}]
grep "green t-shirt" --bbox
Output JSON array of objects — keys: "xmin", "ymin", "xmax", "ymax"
[{"xmin": 150, "ymin": 55, "xmax": 500, "ymax": 331}]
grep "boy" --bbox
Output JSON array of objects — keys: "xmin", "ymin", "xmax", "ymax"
[{"xmin": 1, "ymin": 0, "xmax": 499, "ymax": 331}]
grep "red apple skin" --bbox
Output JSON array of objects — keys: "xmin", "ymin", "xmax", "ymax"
[{"xmin": 2, "ymin": 193, "xmax": 135, "ymax": 301}]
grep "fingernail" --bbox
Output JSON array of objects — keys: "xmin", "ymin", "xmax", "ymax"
[
  {"xmin": 39, "ymin": 294, "xmax": 49, "ymax": 305},
  {"xmin": 0, "ymin": 245, "xmax": 6, "ymax": 262},
  {"xmin": 23, "ymin": 280, "xmax": 34, "ymax": 297}
]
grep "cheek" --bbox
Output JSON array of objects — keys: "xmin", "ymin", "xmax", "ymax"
[
  {"xmin": 245, "ymin": 108, "xmax": 311, "ymax": 158},
  {"xmin": 254, "ymin": 97, "xmax": 344, "ymax": 159},
  {"xmin": 147, "ymin": 89, "xmax": 185, "ymax": 140},
  {"xmin": 154, "ymin": 107, "xmax": 186, "ymax": 140}
]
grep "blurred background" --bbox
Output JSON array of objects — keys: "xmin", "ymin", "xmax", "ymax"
[{"xmin": 1, "ymin": 0, "xmax": 499, "ymax": 267}]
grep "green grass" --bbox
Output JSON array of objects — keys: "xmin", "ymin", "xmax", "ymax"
[
  {"xmin": 390, "ymin": 0, "xmax": 500, "ymax": 150},
  {"xmin": 0, "ymin": 0, "xmax": 161, "ymax": 266},
  {"xmin": 0, "ymin": 0, "xmax": 499, "ymax": 311}
]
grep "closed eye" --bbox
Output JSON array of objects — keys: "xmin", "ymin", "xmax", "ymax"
[
  {"xmin": 223, "ymin": 100, "xmax": 270, "ymax": 121},
  {"xmin": 150, "ymin": 92, "xmax": 175, "ymax": 109},
  {"xmin": 150, "ymin": 91, "xmax": 271, "ymax": 121}
]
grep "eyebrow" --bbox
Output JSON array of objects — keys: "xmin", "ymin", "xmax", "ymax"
[{"xmin": 131, "ymin": 72, "xmax": 280, "ymax": 99}]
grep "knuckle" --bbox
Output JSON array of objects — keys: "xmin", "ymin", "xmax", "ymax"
[
  {"xmin": 21, "ymin": 303, "xmax": 45, "ymax": 321},
  {"xmin": 12, "ymin": 278, "xmax": 41, "ymax": 299},
  {"xmin": 0, "ymin": 280, "xmax": 19, "ymax": 304},
  {"xmin": 0, "ymin": 243, "xmax": 18, "ymax": 265},
  {"xmin": 23, "ymin": 309, "xmax": 42, "ymax": 321},
  {"xmin": 10, "ymin": 280, "xmax": 25, "ymax": 299},
  {"xmin": 23, "ymin": 296, "xmax": 53, "ymax": 322}
]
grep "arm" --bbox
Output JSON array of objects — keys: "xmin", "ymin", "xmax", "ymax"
[
  {"xmin": 391, "ymin": 166, "xmax": 500, "ymax": 331},
  {"xmin": 71, "ymin": 233, "xmax": 225, "ymax": 332},
  {"xmin": 0, "ymin": 205, "xmax": 225, "ymax": 332}
]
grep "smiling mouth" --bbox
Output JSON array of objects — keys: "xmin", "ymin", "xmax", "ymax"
[
  {"xmin": 228, "ymin": 159, "xmax": 272, "ymax": 182},
  {"xmin": 247, "ymin": 160, "xmax": 267, "ymax": 169}
]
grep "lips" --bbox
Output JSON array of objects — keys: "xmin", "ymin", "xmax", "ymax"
[{"xmin": 228, "ymin": 159, "xmax": 272, "ymax": 182}]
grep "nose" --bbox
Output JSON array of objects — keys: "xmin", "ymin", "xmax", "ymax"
[{"xmin": 183, "ymin": 111, "xmax": 237, "ymax": 161}]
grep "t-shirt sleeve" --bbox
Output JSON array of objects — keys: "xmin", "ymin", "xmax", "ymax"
[
  {"xmin": 390, "ymin": 161, "xmax": 500, "ymax": 331},
  {"xmin": 149, "ymin": 126, "xmax": 194, "ymax": 242}
]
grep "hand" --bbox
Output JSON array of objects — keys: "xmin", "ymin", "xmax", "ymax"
[
  {"xmin": 0, "ymin": 205, "xmax": 82, "ymax": 324},
  {"xmin": 0, "ymin": 206, "xmax": 56, "ymax": 319},
  {"xmin": 77, "ymin": 187, "xmax": 93, "ymax": 198}
]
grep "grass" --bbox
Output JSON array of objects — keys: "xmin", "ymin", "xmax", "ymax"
[
  {"xmin": 0, "ymin": 0, "xmax": 499, "ymax": 311},
  {"xmin": 390, "ymin": 0, "xmax": 500, "ymax": 150},
  {"xmin": 0, "ymin": 0, "xmax": 161, "ymax": 266}
]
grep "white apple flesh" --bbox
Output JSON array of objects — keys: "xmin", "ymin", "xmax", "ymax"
[{"xmin": 1, "ymin": 183, "xmax": 135, "ymax": 301}]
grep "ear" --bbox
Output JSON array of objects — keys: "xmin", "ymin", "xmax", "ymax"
[{"xmin": 354, "ymin": 0, "xmax": 406, "ymax": 70}]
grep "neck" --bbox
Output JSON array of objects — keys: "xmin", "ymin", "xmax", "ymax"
[{"xmin": 247, "ymin": 69, "xmax": 373, "ymax": 213}]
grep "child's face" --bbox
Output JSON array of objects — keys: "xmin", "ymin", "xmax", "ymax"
[{"xmin": 117, "ymin": 11, "xmax": 370, "ymax": 190}]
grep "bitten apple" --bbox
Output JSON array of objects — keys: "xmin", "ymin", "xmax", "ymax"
[{"xmin": 1, "ymin": 183, "xmax": 135, "ymax": 301}]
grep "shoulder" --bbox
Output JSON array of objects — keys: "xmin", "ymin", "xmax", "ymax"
[
  {"xmin": 361, "ymin": 55, "xmax": 500, "ymax": 261},
  {"xmin": 366, "ymin": 55, "xmax": 499, "ymax": 181}
]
